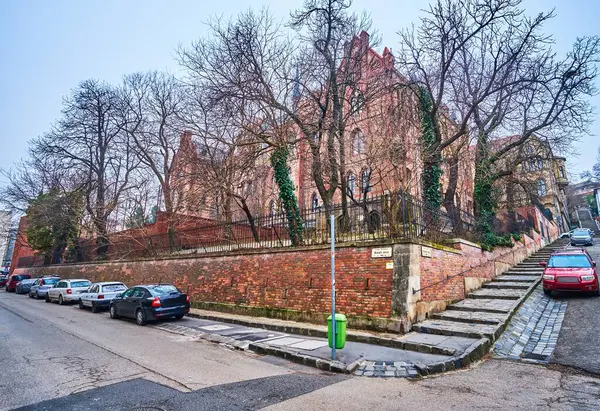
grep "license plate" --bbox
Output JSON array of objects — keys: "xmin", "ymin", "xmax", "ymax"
[{"xmin": 557, "ymin": 277, "xmax": 579, "ymax": 283}]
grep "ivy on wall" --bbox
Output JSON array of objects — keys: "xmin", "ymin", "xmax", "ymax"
[
  {"xmin": 418, "ymin": 87, "xmax": 443, "ymax": 210},
  {"xmin": 270, "ymin": 146, "xmax": 304, "ymax": 246}
]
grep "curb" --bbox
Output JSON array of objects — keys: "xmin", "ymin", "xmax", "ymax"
[
  {"xmin": 248, "ymin": 342, "xmax": 360, "ymax": 374},
  {"xmin": 186, "ymin": 312, "xmax": 455, "ymax": 356}
]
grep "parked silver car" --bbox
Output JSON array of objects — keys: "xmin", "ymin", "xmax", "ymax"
[
  {"xmin": 78, "ymin": 282, "xmax": 128, "ymax": 313},
  {"xmin": 571, "ymin": 228, "xmax": 594, "ymax": 246},
  {"xmin": 29, "ymin": 276, "xmax": 60, "ymax": 299},
  {"xmin": 45, "ymin": 279, "xmax": 92, "ymax": 305}
]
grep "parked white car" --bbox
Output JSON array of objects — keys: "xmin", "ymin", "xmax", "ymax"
[
  {"xmin": 45, "ymin": 279, "xmax": 92, "ymax": 305},
  {"xmin": 78, "ymin": 282, "xmax": 128, "ymax": 313}
]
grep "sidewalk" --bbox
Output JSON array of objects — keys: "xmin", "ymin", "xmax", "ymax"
[{"xmin": 158, "ymin": 239, "xmax": 567, "ymax": 378}]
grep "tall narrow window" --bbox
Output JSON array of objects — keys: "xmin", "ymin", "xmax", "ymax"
[
  {"xmin": 361, "ymin": 167, "xmax": 371, "ymax": 194},
  {"xmin": 537, "ymin": 179, "xmax": 547, "ymax": 196},
  {"xmin": 311, "ymin": 193, "xmax": 319, "ymax": 211},
  {"xmin": 347, "ymin": 172, "xmax": 356, "ymax": 197},
  {"xmin": 269, "ymin": 200, "xmax": 276, "ymax": 216},
  {"xmin": 352, "ymin": 129, "xmax": 365, "ymax": 155}
]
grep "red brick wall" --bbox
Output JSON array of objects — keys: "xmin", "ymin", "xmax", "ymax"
[
  {"xmin": 418, "ymin": 230, "xmax": 551, "ymax": 302},
  {"xmin": 15, "ymin": 245, "xmax": 394, "ymax": 318}
]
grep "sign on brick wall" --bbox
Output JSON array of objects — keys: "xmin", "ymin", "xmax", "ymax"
[
  {"xmin": 421, "ymin": 246, "xmax": 432, "ymax": 258},
  {"xmin": 371, "ymin": 247, "xmax": 392, "ymax": 258}
]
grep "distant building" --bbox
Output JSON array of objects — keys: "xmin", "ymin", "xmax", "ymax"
[
  {"xmin": 0, "ymin": 211, "xmax": 13, "ymax": 270},
  {"xmin": 493, "ymin": 136, "xmax": 570, "ymax": 233}
]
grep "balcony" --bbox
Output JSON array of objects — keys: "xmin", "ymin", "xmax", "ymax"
[{"xmin": 556, "ymin": 176, "xmax": 569, "ymax": 187}]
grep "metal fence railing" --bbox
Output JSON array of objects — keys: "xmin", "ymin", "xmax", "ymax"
[{"xmin": 19, "ymin": 191, "xmax": 480, "ymax": 267}]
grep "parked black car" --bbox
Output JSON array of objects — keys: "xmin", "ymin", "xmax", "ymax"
[
  {"xmin": 109, "ymin": 284, "xmax": 190, "ymax": 326},
  {"xmin": 15, "ymin": 278, "xmax": 37, "ymax": 294}
]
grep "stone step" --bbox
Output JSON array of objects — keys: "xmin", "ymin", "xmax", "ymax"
[
  {"xmin": 431, "ymin": 310, "xmax": 507, "ymax": 325},
  {"xmin": 449, "ymin": 298, "xmax": 515, "ymax": 314},
  {"xmin": 494, "ymin": 275, "xmax": 538, "ymax": 283},
  {"xmin": 483, "ymin": 281, "xmax": 531, "ymax": 290},
  {"xmin": 394, "ymin": 332, "xmax": 479, "ymax": 356},
  {"xmin": 506, "ymin": 267, "xmax": 544, "ymax": 272},
  {"xmin": 505, "ymin": 271, "xmax": 541, "ymax": 276},
  {"xmin": 468, "ymin": 289, "xmax": 524, "ymax": 300},
  {"xmin": 412, "ymin": 319, "xmax": 500, "ymax": 340}
]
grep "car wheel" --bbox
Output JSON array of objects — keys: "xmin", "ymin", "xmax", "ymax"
[
  {"xmin": 174, "ymin": 314, "xmax": 184, "ymax": 320},
  {"xmin": 58, "ymin": 295, "xmax": 64, "ymax": 305},
  {"xmin": 593, "ymin": 288, "xmax": 600, "ymax": 297},
  {"xmin": 91, "ymin": 302, "xmax": 99, "ymax": 313},
  {"xmin": 135, "ymin": 308, "xmax": 147, "ymax": 326},
  {"xmin": 78, "ymin": 300, "xmax": 85, "ymax": 309},
  {"xmin": 109, "ymin": 305, "xmax": 119, "ymax": 319},
  {"xmin": 35, "ymin": 292, "xmax": 40, "ymax": 300},
  {"xmin": 28, "ymin": 292, "xmax": 33, "ymax": 299},
  {"xmin": 543, "ymin": 289, "xmax": 552, "ymax": 297},
  {"xmin": 45, "ymin": 294, "xmax": 51, "ymax": 303}
]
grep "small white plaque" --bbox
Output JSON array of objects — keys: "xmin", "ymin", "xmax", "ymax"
[
  {"xmin": 421, "ymin": 246, "xmax": 432, "ymax": 258},
  {"xmin": 372, "ymin": 247, "xmax": 393, "ymax": 258},
  {"xmin": 386, "ymin": 261, "xmax": 394, "ymax": 270}
]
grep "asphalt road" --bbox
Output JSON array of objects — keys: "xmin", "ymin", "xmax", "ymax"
[
  {"xmin": 1, "ymin": 281, "xmax": 600, "ymax": 410},
  {"xmin": 551, "ymin": 209, "xmax": 600, "ymax": 375}
]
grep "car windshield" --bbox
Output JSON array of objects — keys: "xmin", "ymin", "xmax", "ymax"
[
  {"xmin": 573, "ymin": 230, "xmax": 590, "ymax": 236},
  {"xmin": 45, "ymin": 278, "xmax": 60, "ymax": 285},
  {"xmin": 71, "ymin": 280, "xmax": 92, "ymax": 288},
  {"xmin": 148, "ymin": 285, "xmax": 180, "ymax": 296},
  {"xmin": 548, "ymin": 255, "xmax": 592, "ymax": 268},
  {"xmin": 102, "ymin": 284, "xmax": 127, "ymax": 292},
  {"xmin": 13, "ymin": 275, "xmax": 29, "ymax": 281},
  {"xmin": 21, "ymin": 279, "xmax": 36, "ymax": 284}
]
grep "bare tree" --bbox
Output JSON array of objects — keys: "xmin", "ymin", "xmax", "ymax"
[
  {"xmin": 178, "ymin": 1, "xmax": 391, "ymax": 230},
  {"xmin": 120, "ymin": 71, "xmax": 185, "ymax": 248},
  {"xmin": 397, "ymin": 0, "xmax": 599, "ymax": 240},
  {"xmin": 31, "ymin": 79, "xmax": 138, "ymax": 257}
]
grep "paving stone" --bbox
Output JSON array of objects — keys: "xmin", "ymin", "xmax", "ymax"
[
  {"xmin": 493, "ymin": 286, "xmax": 567, "ymax": 364},
  {"xmin": 468, "ymin": 288, "xmax": 524, "ymax": 300}
]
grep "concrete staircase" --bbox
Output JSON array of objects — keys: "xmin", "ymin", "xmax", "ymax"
[{"xmin": 374, "ymin": 239, "xmax": 569, "ymax": 375}]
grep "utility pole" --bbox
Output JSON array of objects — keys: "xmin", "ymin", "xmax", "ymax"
[{"xmin": 330, "ymin": 214, "xmax": 336, "ymax": 360}]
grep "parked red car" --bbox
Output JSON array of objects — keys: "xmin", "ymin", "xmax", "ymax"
[
  {"xmin": 5, "ymin": 274, "xmax": 32, "ymax": 292},
  {"xmin": 541, "ymin": 249, "xmax": 599, "ymax": 297}
]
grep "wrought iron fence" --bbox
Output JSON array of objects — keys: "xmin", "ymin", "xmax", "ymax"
[{"xmin": 19, "ymin": 191, "xmax": 478, "ymax": 267}]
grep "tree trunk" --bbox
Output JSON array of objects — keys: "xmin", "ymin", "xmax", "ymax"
[
  {"xmin": 443, "ymin": 155, "xmax": 462, "ymax": 233},
  {"xmin": 239, "ymin": 198, "xmax": 260, "ymax": 243}
]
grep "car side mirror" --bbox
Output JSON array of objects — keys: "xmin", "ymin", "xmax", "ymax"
[
  {"xmin": 539, "ymin": 262, "xmax": 547, "ymax": 267},
  {"xmin": 593, "ymin": 261, "xmax": 597, "ymax": 268},
  {"xmin": 115, "ymin": 293, "xmax": 122, "ymax": 298}
]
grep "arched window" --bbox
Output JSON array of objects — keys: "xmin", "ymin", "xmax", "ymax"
[
  {"xmin": 352, "ymin": 129, "xmax": 366, "ymax": 155},
  {"xmin": 347, "ymin": 172, "xmax": 356, "ymax": 197},
  {"xmin": 537, "ymin": 179, "xmax": 547, "ymax": 196},
  {"xmin": 311, "ymin": 193, "xmax": 319, "ymax": 211},
  {"xmin": 361, "ymin": 167, "xmax": 371, "ymax": 194}
]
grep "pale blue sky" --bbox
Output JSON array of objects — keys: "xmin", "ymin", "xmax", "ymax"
[{"xmin": 1, "ymin": 0, "xmax": 598, "ymax": 184}]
